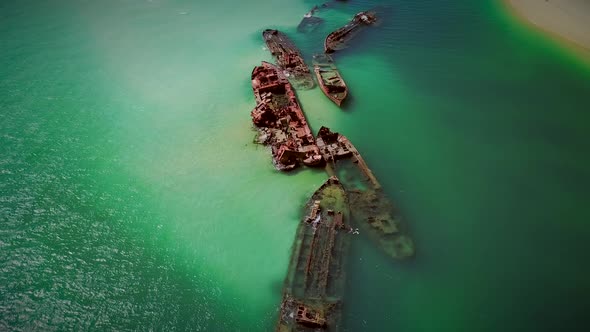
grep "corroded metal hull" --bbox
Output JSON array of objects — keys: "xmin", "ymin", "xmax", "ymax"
[
  {"xmin": 316, "ymin": 126, "xmax": 415, "ymax": 259},
  {"xmin": 313, "ymin": 54, "xmax": 348, "ymax": 106},
  {"xmin": 263, "ymin": 29, "xmax": 315, "ymax": 90},
  {"xmin": 277, "ymin": 176, "xmax": 350, "ymax": 331},
  {"xmin": 324, "ymin": 11, "xmax": 377, "ymax": 53},
  {"xmin": 251, "ymin": 62, "xmax": 323, "ymax": 171}
]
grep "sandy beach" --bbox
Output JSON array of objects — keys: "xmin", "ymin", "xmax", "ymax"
[
  {"xmin": 506, "ymin": 0, "xmax": 590, "ymax": 51},
  {"xmin": 505, "ymin": 0, "xmax": 590, "ymax": 51}
]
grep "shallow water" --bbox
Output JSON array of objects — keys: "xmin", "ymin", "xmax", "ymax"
[{"xmin": 1, "ymin": 0, "xmax": 589, "ymax": 331}]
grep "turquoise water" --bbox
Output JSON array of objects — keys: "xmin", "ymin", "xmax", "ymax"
[{"xmin": 1, "ymin": 0, "xmax": 589, "ymax": 331}]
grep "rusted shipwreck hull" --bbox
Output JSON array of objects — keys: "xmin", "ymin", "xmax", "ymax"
[
  {"xmin": 316, "ymin": 126, "xmax": 414, "ymax": 259},
  {"xmin": 277, "ymin": 176, "xmax": 351, "ymax": 332},
  {"xmin": 263, "ymin": 29, "xmax": 315, "ymax": 90},
  {"xmin": 324, "ymin": 11, "xmax": 377, "ymax": 53},
  {"xmin": 313, "ymin": 54, "xmax": 348, "ymax": 106},
  {"xmin": 251, "ymin": 61, "xmax": 323, "ymax": 171}
]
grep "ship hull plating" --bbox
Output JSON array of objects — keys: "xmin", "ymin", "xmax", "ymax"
[
  {"xmin": 276, "ymin": 177, "xmax": 351, "ymax": 331},
  {"xmin": 316, "ymin": 126, "xmax": 414, "ymax": 259},
  {"xmin": 251, "ymin": 62, "xmax": 323, "ymax": 171},
  {"xmin": 313, "ymin": 54, "xmax": 348, "ymax": 106},
  {"xmin": 324, "ymin": 11, "xmax": 377, "ymax": 53},
  {"xmin": 263, "ymin": 29, "xmax": 315, "ymax": 90}
]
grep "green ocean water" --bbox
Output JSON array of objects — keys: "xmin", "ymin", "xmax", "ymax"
[{"xmin": 1, "ymin": 0, "xmax": 589, "ymax": 331}]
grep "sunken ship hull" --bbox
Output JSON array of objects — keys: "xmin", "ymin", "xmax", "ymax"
[
  {"xmin": 263, "ymin": 29, "xmax": 315, "ymax": 90},
  {"xmin": 297, "ymin": 3, "xmax": 331, "ymax": 33},
  {"xmin": 277, "ymin": 176, "xmax": 351, "ymax": 332},
  {"xmin": 324, "ymin": 11, "xmax": 377, "ymax": 53},
  {"xmin": 251, "ymin": 61, "xmax": 323, "ymax": 171},
  {"xmin": 316, "ymin": 126, "xmax": 414, "ymax": 259},
  {"xmin": 298, "ymin": 16, "xmax": 324, "ymax": 33},
  {"xmin": 313, "ymin": 54, "xmax": 348, "ymax": 106}
]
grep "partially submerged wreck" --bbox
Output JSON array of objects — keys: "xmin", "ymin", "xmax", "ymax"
[
  {"xmin": 297, "ymin": 16, "xmax": 324, "ymax": 33},
  {"xmin": 297, "ymin": 4, "xmax": 326, "ymax": 33},
  {"xmin": 316, "ymin": 126, "xmax": 414, "ymax": 259},
  {"xmin": 263, "ymin": 29, "xmax": 315, "ymax": 90},
  {"xmin": 313, "ymin": 54, "xmax": 348, "ymax": 106},
  {"xmin": 277, "ymin": 176, "xmax": 351, "ymax": 331},
  {"xmin": 324, "ymin": 11, "xmax": 377, "ymax": 53},
  {"xmin": 251, "ymin": 61, "xmax": 323, "ymax": 171}
]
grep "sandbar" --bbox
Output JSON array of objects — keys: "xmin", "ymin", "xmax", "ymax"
[{"xmin": 506, "ymin": 0, "xmax": 590, "ymax": 51}]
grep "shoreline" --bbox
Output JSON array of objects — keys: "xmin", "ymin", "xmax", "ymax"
[{"xmin": 503, "ymin": 0, "xmax": 590, "ymax": 61}]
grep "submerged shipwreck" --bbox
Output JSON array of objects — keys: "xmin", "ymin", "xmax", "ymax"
[
  {"xmin": 316, "ymin": 126, "xmax": 414, "ymax": 259},
  {"xmin": 251, "ymin": 61, "xmax": 323, "ymax": 171},
  {"xmin": 297, "ymin": 2, "xmax": 334, "ymax": 33},
  {"xmin": 297, "ymin": 4, "xmax": 325, "ymax": 33},
  {"xmin": 246, "ymin": 9, "xmax": 414, "ymax": 330},
  {"xmin": 263, "ymin": 29, "xmax": 315, "ymax": 90},
  {"xmin": 277, "ymin": 176, "xmax": 351, "ymax": 331},
  {"xmin": 313, "ymin": 54, "xmax": 348, "ymax": 106},
  {"xmin": 324, "ymin": 11, "xmax": 377, "ymax": 53},
  {"xmin": 297, "ymin": 16, "xmax": 324, "ymax": 33}
]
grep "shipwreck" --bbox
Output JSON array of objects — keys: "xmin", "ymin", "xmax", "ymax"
[
  {"xmin": 313, "ymin": 54, "xmax": 348, "ymax": 106},
  {"xmin": 316, "ymin": 126, "xmax": 414, "ymax": 259},
  {"xmin": 277, "ymin": 176, "xmax": 351, "ymax": 331},
  {"xmin": 263, "ymin": 29, "xmax": 315, "ymax": 90},
  {"xmin": 324, "ymin": 11, "xmax": 377, "ymax": 53},
  {"xmin": 251, "ymin": 61, "xmax": 324, "ymax": 171}
]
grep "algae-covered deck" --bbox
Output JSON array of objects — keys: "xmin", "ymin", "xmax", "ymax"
[
  {"xmin": 277, "ymin": 177, "xmax": 351, "ymax": 331},
  {"xmin": 316, "ymin": 127, "xmax": 415, "ymax": 260},
  {"xmin": 313, "ymin": 54, "xmax": 348, "ymax": 106},
  {"xmin": 263, "ymin": 29, "xmax": 315, "ymax": 90}
]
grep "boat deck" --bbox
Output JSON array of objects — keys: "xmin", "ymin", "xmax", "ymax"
[
  {"xmin": 316, "ymin": 127, "xmax": 415, "ymax": 259},
  {"xmin": 277, "ymin": 177, "xmax": 350, "ymax": 331},
  {"xmin": 263, "ymin": 29, "xmax": 315, "ymax": 90},
  {"xmin": 313, "ymin": 54, "xmax": 348, "ymax": 106},
  {"xmin": 324, "ymin": 11, "xmax": 377, "ymax": 53},
  {"xmin": 251, "ymin": 62, "xmax": 323, "ymax": 170}
]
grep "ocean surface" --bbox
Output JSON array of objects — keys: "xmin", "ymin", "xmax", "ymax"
[{"xmin": 1, "ymin": 0, "xmax": 589, "ymax": 331}]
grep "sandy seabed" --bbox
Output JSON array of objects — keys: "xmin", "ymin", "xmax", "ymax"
[{"xmin": 507, "ymin": 0, "xmax": 590, "ymax": 51}]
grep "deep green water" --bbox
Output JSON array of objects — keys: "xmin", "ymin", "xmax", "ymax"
[{"xmin": 1, "ymin": 0, "xmax": 589, "ymax": 331}]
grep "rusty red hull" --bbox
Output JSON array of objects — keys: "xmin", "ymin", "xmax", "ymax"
[
  {"xmin": 263, "ymin": 29, "xmax": 315, "ymax": 90},
  {"xmin": 251, "ymin": 62, "xmax": 323, "ymax": 171},
  {"xmin": 313, "ymin": 54, "xmax": 348, "ymax": 106},
  {"xmin": 324, "ymin": 11, "xmax": 377, "ymax": 53}
]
